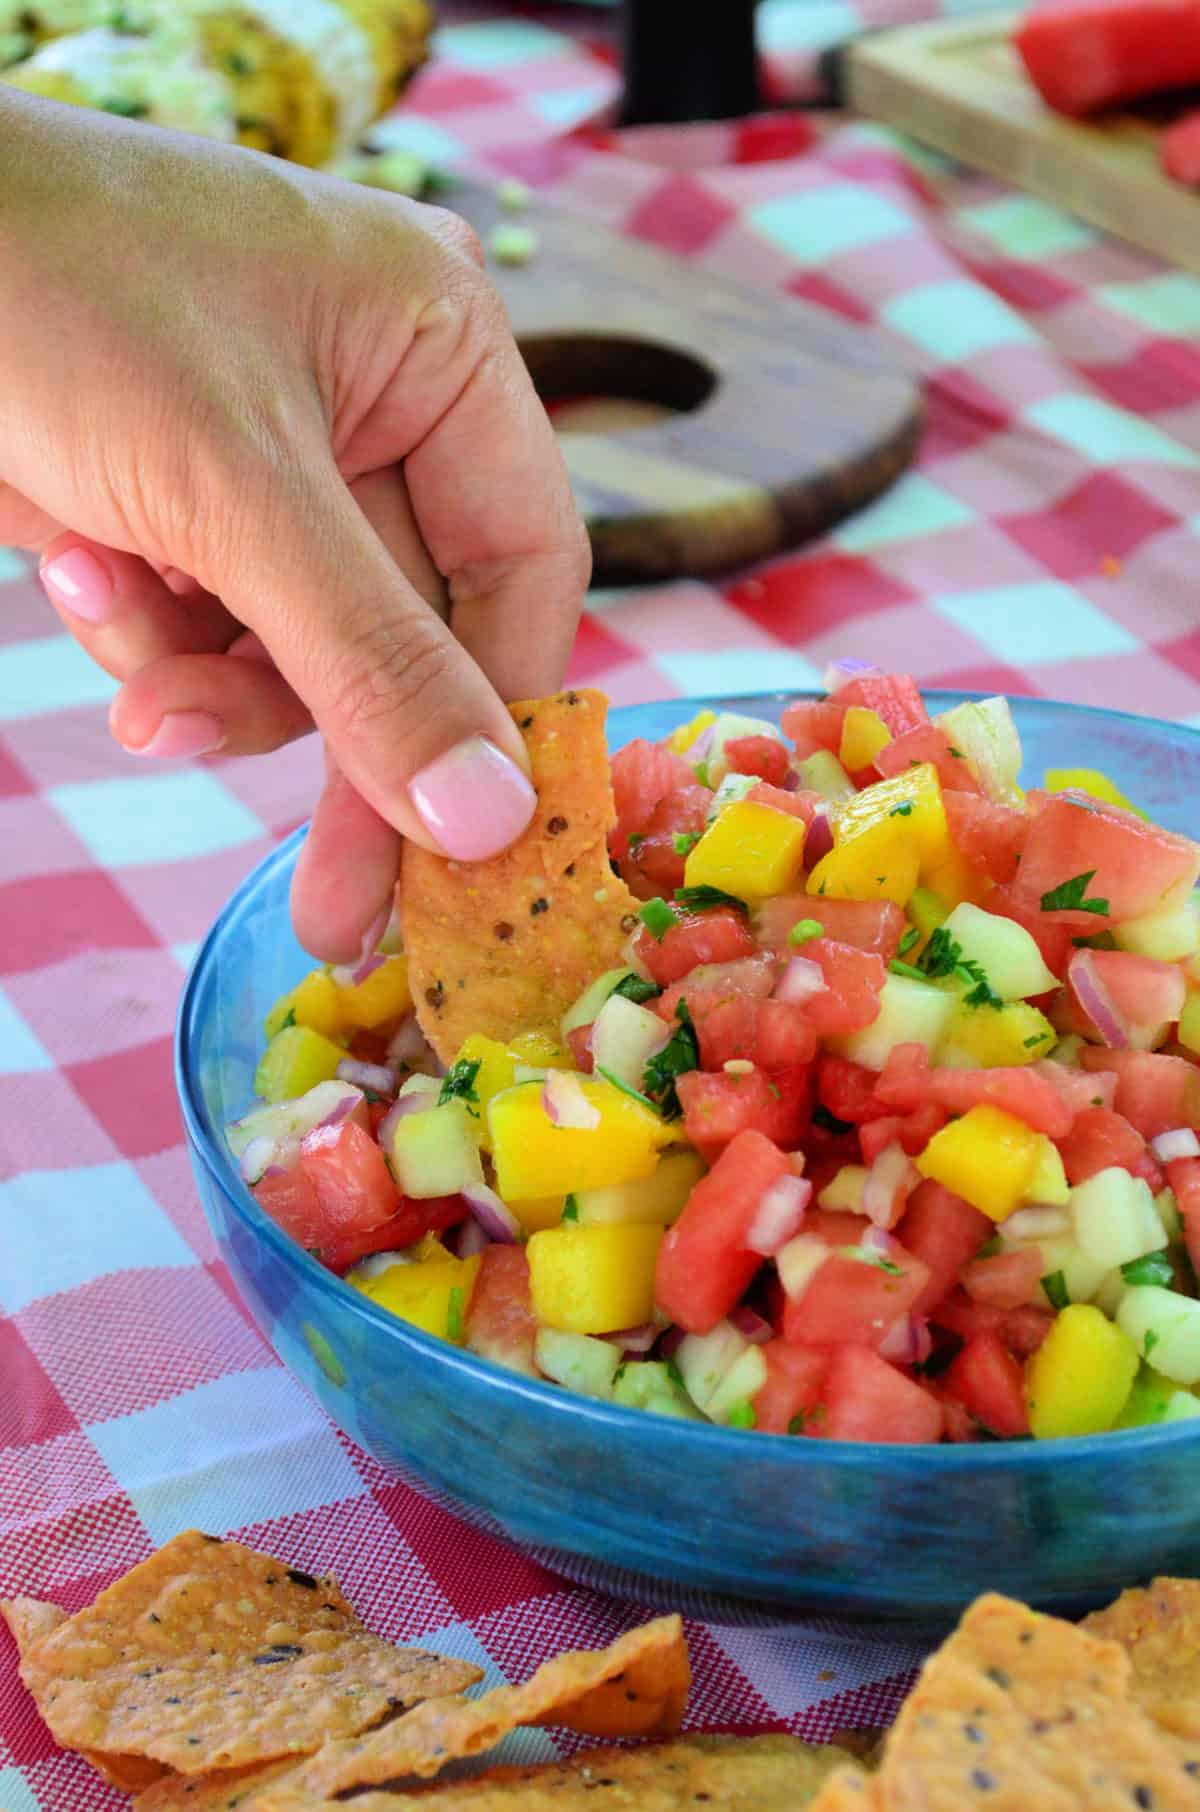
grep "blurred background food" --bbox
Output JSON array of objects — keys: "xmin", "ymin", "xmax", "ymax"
[{"xmin": 0, "ymin": 0, "xmax": 434, "ymax": 163}]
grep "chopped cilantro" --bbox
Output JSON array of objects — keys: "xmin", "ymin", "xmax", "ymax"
[
  {"xmin": 788, "ymin": 917, "xmax": 824, "ymax": 947},
  {"xmin": 561, "ymin": 1195, "xmax": 579, "ymax": 1223},
  {"xmin": 596, "ymin": 1066, "xmax": 657, "ymax": 1112},
  {"xmin": 726, "ymin": 1401, "xmax": 756, "ymax": 1430},
  {"xmin": 627, "ymin": 832, "xmax": 645, "ymax": 851},
  {"xmin": 1091, "ymin": 1097, "xmax": 1105, "ymax": 1107},
  {"xmin": 439, "ymin": 1059, "xmax": 481, "ymax": 1116},
  {"xmin": 363, "ymin": 1087, "xmax": 384, "ymax": 1105},
  {"xmin": 638, "ymin": 897, "xmax": 677, "ymax": 941},
  {"xmin": 812, "ymin": 1104, "xmax": 854, "ymax": 1136},
  {"xmin": 889, "ymin": 959, "xmax": 926, "ymax": 981},
  {"xmin": 665, "ymin": 1357, "xmax": 686, "ymax": 1390},
  {"xmin": 766, "ymin": 1079, "xmax": 781, "ymax": 1099},
  {"xmin": 864, "ymin": 1253, "xmax": 903, "ymax": 1276},
  {"xmin": 889, "ymin": 801, "xmax": 914, "ymax": 817},
  {"xmin": 1122, "ymin": 1250, "xmax": 1174, "ymax": 1288},
  {"xmin": 1023, "ymin": 1032, "xmax": 1051, "ymax": 1048},
  {"xmin": 1039, "ymin": 870, "xmax": 1110, "ymax": 916},
  {"xmin": 446, "ymin": 1286, "xmax": 465, "ymax": 1342},
  {"xmin": 976, "ymin": 1236, "xmax": 1003, "ymax": 1258},
  {"xmin": 694, "ymin": 759, "xmax": 711, "ymax": 788},
  {"xmin": 641, "ymin": 1000, "xmax": 700, "ymax": 1120},
  {"xmin": 102, "ymin": 96, "xmax": 150, "ymax": 117},
  {"xmin": 279, "ymin": 1007, "xmax": 297, "ymax": 1030},
  {"xmin": 613, "ymin": 1363, "xmax": 627, "ymax": 1385},
  {"xmin": 817, "ymin": 881, "xmax": 828, "ymax": 895},
  {"xmin": 1145, "ymin": 1329, "xmax": 1161, "ymax": 1358},
  {"xmin": 962, "ymin": 973, "xmax": 1003, "ymax": 1010},
  {"xmin": 672, "ymin": 831, "xmax": 701, "ymax": 856},
  {"xmin": 948, "ymin": 746, "xmax": 965, "ymax": 758},
  {"xmin": 1041, "ymin": 1270, "xmax": 1070, "ymax": 1312},
  {"xmin": 612, "ymin": 973, "xmax": 661, "ymax": 1005},
  {"xmin": 787, "ymin": 1412, "xmax": 807, "ymax": 1434},
  {"xmin": 897, "ymin": 926, "xmax": 920, "ymax": 957},
  {"xmin": 919, "ymin": 926, "xmax": 962, "ymax": 979},
  {"xmin": 674, "ymin": 884, "xmax": 749, "ymax": 915}
]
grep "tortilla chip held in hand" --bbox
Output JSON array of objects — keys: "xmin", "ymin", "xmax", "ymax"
[
  {"xmin": 1083, "ymin": 1576, "xmax": 1200, "ymax": 1772},
  {"xmin": 401, "ymin": 690, "xmax": 641, "ymax": 1062}
]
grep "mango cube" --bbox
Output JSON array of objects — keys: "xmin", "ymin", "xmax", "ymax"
[
  {"xmin": 668, "ymin": 708, "xmax": 717, "ymax": 756},
  {"xmin": 265, "ymin": 969, "xmax": 343, "ymax": 1040},
  {"xmin": 833, "ymin": 763, "xmax": 950, "ymax": 872},
  {"xmin": 508, "ymin": 1028, "xmax": 573, "ymax": 1068},
  {"xmin": 839, "ymin": 706, "xmax": 891, "ymax": 772},
  {"xmin": 1043, "ymin": 766, "xmax": 1145, "ymax": 818},
  {"xmin": 335, "ymin": 954, "xmax": 412, "ymax": 1029},
  {"xmin": 915, "ymin": 1103, "xmax": 1041, "ymax": 1221},
  {"xmin": 807, "ymin": 823, "xmax": 919, "ymax": 907},
  {"xmin": 450, "ymin": 1033, "xmax": 518, "ymax": 1150},
  {"xmin": 254, "ymin": 1024, "xmax": 345, "ymax": 1103},
  {"xmin": 513, "ymin": 1195, "xmax": 569, "ymax": 1234},
  {"xmin": 683, "ymin": 799, "xmax": 806, "ymax": 902},
  {"xmin": 936, "ymin": 1001, "xmax": 1056, "ymax": 1069},
  {"xmin": 1024, "ymin": 1303, "xmax": 1138, "ymax": 1438},
  {"xmin": 527, "ymin": 1223, "xmax": 663, "ymax": 1334},
  {"xmin": 488, "ymin": 1079, "xmax": 671, "ymax": 1201},
  {"xmin": 1027, "ymin": 1135, "xmax": 1070, "ymax": 1207},
  {"xmin": 351, "ymin": 1252, "xmax": 481, "ymax": 1344}
]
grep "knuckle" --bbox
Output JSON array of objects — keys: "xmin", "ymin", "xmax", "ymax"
[
  {"xmin": 415, "ymin": 202, "xmax": 485, "ymax": 271},
  {"xmin": 330, "ymin": 614, "xmax": 456, "ymax": 749}
]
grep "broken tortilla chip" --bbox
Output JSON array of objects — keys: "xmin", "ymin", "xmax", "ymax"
[
  {"xmin": 2, "ymin": 1594, "xmax": 174, "ymax": 1795},
  {"xmin": 279, "ymin": 1614, "xmax": 689, "ymax": 1800},
  {"xmin": 261, "ymin": 1733, "xmax": 852, "ymax": 1811},
  {"xmin": 19, "ymin": 1530, "xmax": 481, "ymax": 1776},
  {"xmin": 401, "ymin": 690, "xmax": 642, "ymax": 1062},
  {"xmin": 1083, "ymin": 1577, "xmax": 1200, "ymax": 1774},
  {"xmin": 867, "ymin": 1592, "xmax": 1200, "ymax": 1810},
  {"xmin": 133, "ymin": 1757, "xmax": 302, "ymax": 1811},
  {"xmin": 809, "ymin": 1765, "xmax": 880, "ymax": 1811}
]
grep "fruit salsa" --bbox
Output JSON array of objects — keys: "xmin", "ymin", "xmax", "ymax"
[{"xmin": 227, "ymin": 671, "xmax": 1200, "ymax": 1445}]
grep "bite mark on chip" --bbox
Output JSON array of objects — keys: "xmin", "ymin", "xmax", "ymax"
[{"xmin": 402, "ymin": 690, "xmax": 642, "ymax": 1062}]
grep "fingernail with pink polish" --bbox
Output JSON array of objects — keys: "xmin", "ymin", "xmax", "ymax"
[
  {"xmin": 127, "ymin": 711, "xmax": 226, "ymax": 761},
  {"xmin": 408, "ymin": 736, "xmax": 536, "ymax": 861},
  {"xmin": 40, "ymin": 546, "xmax": 114, "ymax": 625}
]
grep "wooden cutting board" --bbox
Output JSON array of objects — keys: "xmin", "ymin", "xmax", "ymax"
[
  {"xmin": 443, "ymin": 180, "xmax": 921, "ymax": 586},
  {"xmin": 843, "ymin": 13, "xmax": 1200, "ymax": 273}
]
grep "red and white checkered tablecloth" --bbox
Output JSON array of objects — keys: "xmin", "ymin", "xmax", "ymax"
[{"xmin": 7, "ymin": 5, "xmax": 1200, "ymax": 1807}]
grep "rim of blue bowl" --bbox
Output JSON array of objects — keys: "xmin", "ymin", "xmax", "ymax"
[{"xmin": 175, "ymin": 687, "xmax": 1200, "ymax": 1471}]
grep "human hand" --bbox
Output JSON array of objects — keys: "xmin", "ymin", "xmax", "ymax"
[{"xmin": 0, "ymin": 89, "xmax": 589, "ymax": 960}]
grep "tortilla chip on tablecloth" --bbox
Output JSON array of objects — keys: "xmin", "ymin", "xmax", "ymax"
[
  {"xmin": 860, "ymin": 1592, "xmax": 1200, "ymax": 1810},
  {"xmin": 261, "ymin": 1732, "xmax": 852, "ymax": 1811},
  {"xmin": 1083, "ymin": 1576, "xmax": 1200, "ymax": 1773},
  {"xmin": 273, "ymin": 1614, "xmax": 689, "ymax": 1800},
  {"xmin": 3, "ymin": 1593, "xmax": 174, "ymax": 1795},
  {"xmin": 18, "ymin": 1530, "xmax": 481, "ymax": 1776},
  {"xmin": 133, "ymin": 1757, "xmax": 304, "ymax": 1811},
  {"xmin": 401, "ymin": 690, "xmax": 642, "ymax": 1062}
]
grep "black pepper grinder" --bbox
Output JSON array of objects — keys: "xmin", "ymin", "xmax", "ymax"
[{"xmin": 617, "ymin": 0, "xmax": 761, "ymax": 127}]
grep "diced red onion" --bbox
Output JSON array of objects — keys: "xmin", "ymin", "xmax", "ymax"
[
  {"xmin": 804, "ymin": 811, "xmax": 834, "ymax": 867},
  {"xmin": 687, "ymin": 724, "xmax": 716, "ymax": 764},
  {"xmin": 331, "ymin": 952, "xmax": 386, "ymax": 989},
  {"xmin": 862, "ymin": 1142, "xmax": 919, "ymax": 1230},
  {"xmin": 387, "ymin": 1015, "xmax": 433, "ymax": 1069},
  {"xmin": 774, "ymin": 957, "xmax": 824, "ymax": 1006},
  {"xmin": 240, "ymin": 1135, "xmax": 280, "ymax": 1185},
  {"xmin": 657, "ymin": 1325, "xmax": 685, "ymax": 1360},
  {"xmin": 1152, "ymin": 1128, "xmax": 1200, "ymax": 1163},
  {"xmin": 1005, "ymin": 1206, "xmax": 1069, "ymax": 1241},
  {"xmin": 823, "ymin": 657, "xmax": 879, "ymax": 693},
  {"xmin": 462, "ymin": 1182, "xmax": 522, "ymax": 1244},
  {"xmin": 780, "ymin": 768, "xmax": 803, "ymax": 793},
  {"xmin": 452, "ymin": 1217, "xmax": 492, "ymax": 1260},
  {"xmin": 353, "ymin": 1249, "xmax": 410, "ymax": 1281},
  {"xmin": 746, "ymin": 1174, "xmax": 812, "ymax": 1256},
  {"xmin": 317, "ymin": 1085, "xmax": 366, "ymax": 1130},
  {"xmin": 336, "ymin": 1058, "xmax": 398, "ymax": 1096},
  {"xmin": 620, "ymin": 935, "xmax": 656, "ymax": 980},
  {"xmin": 605, "ymin": 1322, "xmax": 657, "ymax": 1355},
  {"xmin": 1068, "ymin": 950, "xmax": 1130, "ymax": 1050},
  {"xmin": 728, "ymin": 1305, "xmax": 774, "ymax": 1345},
  {"xmin": 541, "ymin": 1070, "xmax": 601, "ymax": 1130},
  {"xmin": 860, "ymin": 1224, "xmax": 905, "ymax": 1262},
  {"xmin": 879, "ymin": 1314, "xmax": 931, "ymax": 1365}
]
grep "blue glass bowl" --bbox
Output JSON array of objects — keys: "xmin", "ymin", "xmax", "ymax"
[{"xmin": 176, "ymin": 692, "xmax": 1200, "ymax": 1624}]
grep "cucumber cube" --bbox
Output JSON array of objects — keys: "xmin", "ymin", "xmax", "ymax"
[
  {"xmin": 831, "ymin": 972, "xmax": 955, "ymax": 1072},
  {"xmin": 705, "ymin": 1345, "xmax": 769, "ymax": 1425},
  {"xmin": 534, "ymin": 1329, "xmax": 622, "ymax": 1400},
  {"xmin": 575, "ymin": 1150, "xmax": 704, "ymax": 1226},
  {"xmin": 795, "ymin": 748, "xmax": 855, "ymax": 803},
  {"xmin": 253, "ymin": 1025, "xmax": 345, "ymax": 1103},
  {"xmin": 611, "ymin": 1360, "xmax": 704, "ymax": 1419},
  {"xmin": 1117, "ymin": 1285, "xmax": 1200, "ymax": 1383},
  {"xmin": 561, "ymin": 967, "xmax": 636, "ymax": 1039},
  {"xmin": 676, "ymin": 1321, "xmax": 747, "ymax": 1416},
  {"xmin": 1071, "ymin": 1168, "xmax": 1165, "ymax": 1269},
  {"xmin": 940, "ymin": 903, "xmax": 1058, "ymax": 1000},
  {"xmin": 390, "ymin": 1099, "xmax": 484, "ymax": 1198}
]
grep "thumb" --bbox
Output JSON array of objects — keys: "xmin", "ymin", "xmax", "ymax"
[{"xmin": 207, "ymin": 448, "xmax": 538, "ymax": 864}]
